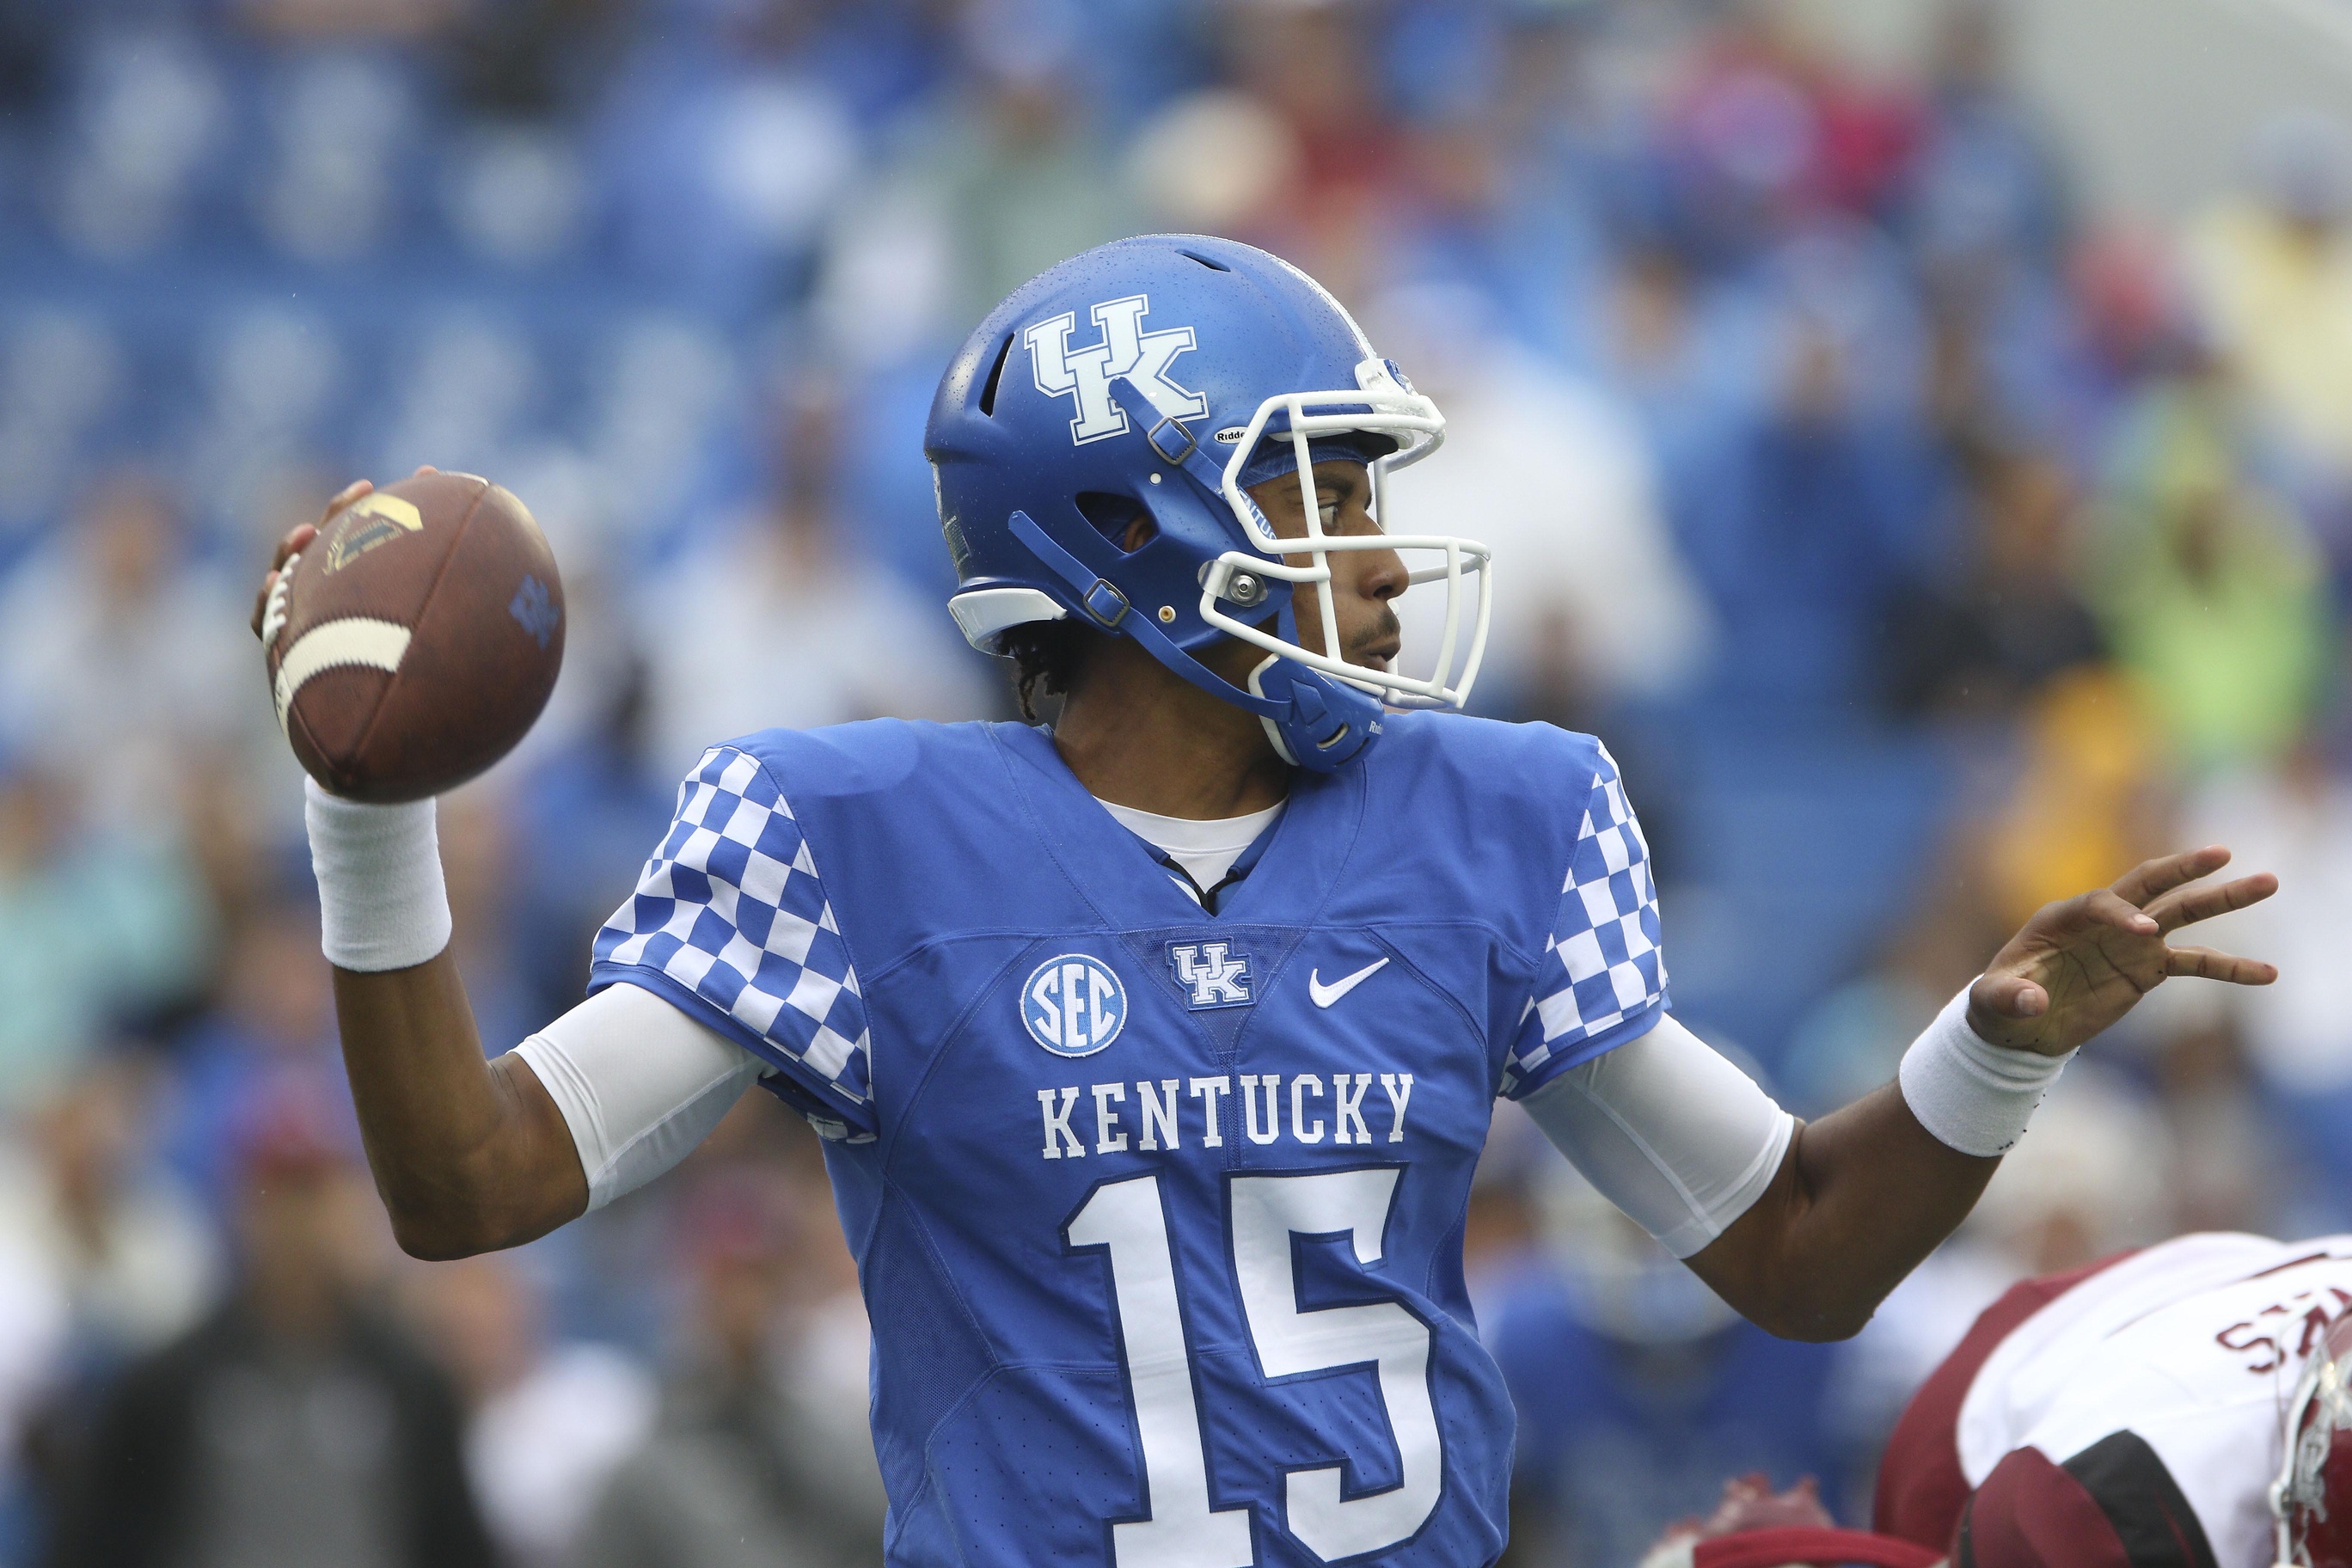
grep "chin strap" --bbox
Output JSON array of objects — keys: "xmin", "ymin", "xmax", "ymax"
[
  {"xmin": 1006, "ymin": 510, "xmax": 1383, "ymax": 773},
  {"xmin": 1245, "ymin": 603, "xmax": 1385, "ymax": 772}
]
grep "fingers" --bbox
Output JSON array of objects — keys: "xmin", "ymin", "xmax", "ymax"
[
  {"xmin": 1973, "ymin": 971, "xmax": 2049, "ymax": 1018},
  {"xmin": 250, "ymin": 514, "xmax": 327, "ymax": 639},
  {"xmin": 2148, "ymin": 871, "xmax": 2278, "ymax": 934},
  {"xmin": 320, "ymin": 478, "xmax": 371, "ymax": 529},
  {"xmin": 255, "ymin": 475, "xmax": 364, "ymax": 641},
  {"xmin": 272, "ymin": 520, "xmax": 319, "ymax": 573},
  {"xmin": 2110, "ymin": 845, "xmax": 2233, "ymax": 908},
  {"xmin": 253, "ymin": 522, "xmax": 321, "ymax": 639},
  {"xmin": 2018, "ymin": 886, "xmax": 2157, "ymax": 946},
  {"xmin": 2165, "ymin": 945, "xmax": 2279, "ymax": 985},
  {"xmin": 2065, "ymin": 887, "xmax": 2160, "ymax": 937}
]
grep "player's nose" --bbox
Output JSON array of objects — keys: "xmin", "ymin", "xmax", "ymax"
[{"xmin": 1357, "ymin": 543, "xmax": 1408, "ymax": 603}]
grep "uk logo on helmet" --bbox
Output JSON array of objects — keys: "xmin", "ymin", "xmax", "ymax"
[
  {"xmin": 1024, "ymin": 293, "xmax": 1207, "ymax": 445},
  {"xmin": 1021, "ymin": 953, "xmax": 1128, "ymax": 1057}
]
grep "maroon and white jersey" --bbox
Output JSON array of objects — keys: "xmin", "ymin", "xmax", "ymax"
[{"xmin": 1877, "ymin": 1233, "xmax": 2352, "ymax": 1568}]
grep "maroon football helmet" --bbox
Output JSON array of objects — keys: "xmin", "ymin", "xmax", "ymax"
[
  {"xmin": 1689, "ymin": 1529, "xmax": 1943, "ymax": 1568},
  {"xmin": 1639, "ymin": 1476, "xmax": 1943, "ymax": 1568},
  {"xmin": 2275, "ymin": 1310, "xmax": 2352, "ymax": 1567}
]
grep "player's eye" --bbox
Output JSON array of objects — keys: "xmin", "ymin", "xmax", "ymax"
[{"xmin": 1318, "ymin": 499, "xmax": 1338, "ymax": 531}]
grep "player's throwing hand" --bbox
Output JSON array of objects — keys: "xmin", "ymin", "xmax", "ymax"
[
  {"xmin": 247, "ymin": 476, "xmax": 370, "ymax": 639},
  {"xmin": 1965, "ymin": 846, "xmax": 2278, "ymax": 1057},
  {"xmin": 252, "ymin": 463, "xmax": 560, "ymax": 802}
]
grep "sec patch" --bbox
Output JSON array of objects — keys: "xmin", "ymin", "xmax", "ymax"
[{"xmin": 1022, "ymin": 953, "xmax": 1127, "ymax": 1057}]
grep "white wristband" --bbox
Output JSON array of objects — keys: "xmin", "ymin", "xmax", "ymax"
[
  {"xmin": 1897, "ymin": 983, "xmax": 2073, "ymax": 1158},
  {"xmin": 303, "ymin": 776, "xmax": 452, "ymax": 972}
]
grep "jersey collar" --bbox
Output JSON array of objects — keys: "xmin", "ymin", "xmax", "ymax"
[
  {"xmin": 989, "ymin": 722, "xmax": 1364, "ymax": 928},
  {"xmin": 1132, "ymin": 809, "xmax": 1283, "ymax": 914}
]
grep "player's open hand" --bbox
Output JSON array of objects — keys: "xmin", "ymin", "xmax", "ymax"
[{"xmin": 1967, "ymin": 847, "xmax": 2278, "ymax": 1057}]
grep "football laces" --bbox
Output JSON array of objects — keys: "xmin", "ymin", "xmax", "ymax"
[{"xmin": 260, "ymin": 551, "xmax": 298, "ymax": 647}]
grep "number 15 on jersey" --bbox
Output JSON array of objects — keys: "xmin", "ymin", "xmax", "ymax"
[{"xmin": 1065, "ymin": 1169, "xmax": 1443, "ymax": 1567}]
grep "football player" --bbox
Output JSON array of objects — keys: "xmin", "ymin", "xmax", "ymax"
[
  {"xmin": 1873, "ymin": 1230, "xmax": 2352, "ymax": 1568},
  {"xmin": 254, "ymin": 236, "xmax": 2278, "ymax": 1568}
]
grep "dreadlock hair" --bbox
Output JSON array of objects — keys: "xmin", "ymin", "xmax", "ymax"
[
  {"xmin": 995, "ymin": 493, "xmax": 1155, "ymax": 720},
  {"xmin": 996, "ymin": 618, "xmax": 1110, "ymax": 721}
]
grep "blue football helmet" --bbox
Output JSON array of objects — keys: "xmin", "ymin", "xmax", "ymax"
[{"xmin": 925, "ymin": 234, "xmax": 1492, "ymax": 771}]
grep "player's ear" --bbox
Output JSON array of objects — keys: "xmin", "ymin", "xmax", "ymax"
[{"xmin": 1074, "ymin": 492, "xmax": 1157, "ymax": 556}]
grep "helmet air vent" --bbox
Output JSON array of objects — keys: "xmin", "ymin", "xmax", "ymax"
[
  {"xmin": 977, "ymin": 332, "xmax": 1015, "ymax": 416},
  {"xmin": 1179, "ymin": 249, "xmax": 1233, "ymax": 272}
]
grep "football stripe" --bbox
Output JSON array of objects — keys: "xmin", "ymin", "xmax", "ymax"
[{"xmin": 273, "ymin": 617, "xmax": 413, "ymax": 736}]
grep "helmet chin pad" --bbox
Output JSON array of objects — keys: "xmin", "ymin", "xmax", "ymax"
[{"xmin": 1246, "ymin": 653, "xmax": 1384, "ymax": 773}]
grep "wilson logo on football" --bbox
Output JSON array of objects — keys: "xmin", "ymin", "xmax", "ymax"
[{"xmin": 325, "ymin": 491, "xmax": 424, "ymax": 572}]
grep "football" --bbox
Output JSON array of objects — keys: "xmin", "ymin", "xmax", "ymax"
[{"xmin": 264, "ymin": 469, "xmax": 564, "ymax": 804}]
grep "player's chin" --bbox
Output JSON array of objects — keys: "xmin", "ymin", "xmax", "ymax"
[{"xmin": 1346, "ymin": 624, "xmax": 1401, "ymax": 675}]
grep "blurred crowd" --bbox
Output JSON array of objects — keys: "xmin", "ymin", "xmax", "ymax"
[{"xmin": 3, "ymin": 0, "xmax": 2352, "ymax": 1562}]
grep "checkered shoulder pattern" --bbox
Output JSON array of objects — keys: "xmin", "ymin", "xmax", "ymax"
[
  {"xmin": 591, "ymin": 745, "xmax": 875, "ymax": 1142},
  {"xmin": 1501, "ymin": 742, "xmax": 1667, "ymax": 1099}
]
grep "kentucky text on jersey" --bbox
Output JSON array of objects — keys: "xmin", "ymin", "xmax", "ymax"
[
  {"xmin": 1037, "ymin": 1073, "xmax": 1417, "ymax": 1158},
  {"xmin": 588, "ymin": 715, "xmax": 1666, "ymax": 1568}
]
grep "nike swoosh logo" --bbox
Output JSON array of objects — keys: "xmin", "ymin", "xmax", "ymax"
[{"xmin": 1309, "ymin": 958, "xmax": 1389, "ymax": 1008}]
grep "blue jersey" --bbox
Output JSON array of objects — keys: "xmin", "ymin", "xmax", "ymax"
[{"xmin": 588, "ymin": 714, "xmax": 1667, "ymax": 1568}]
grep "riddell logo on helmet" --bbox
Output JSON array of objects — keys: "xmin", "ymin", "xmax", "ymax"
[{"xmin": 1024, "ymin": 293, "xmax": 1209, "ymax": 446}]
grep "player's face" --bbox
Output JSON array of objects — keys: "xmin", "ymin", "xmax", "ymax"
[{"xmin": 1245, "ymin": 461, "xmax": 1407, "ymax": 674}]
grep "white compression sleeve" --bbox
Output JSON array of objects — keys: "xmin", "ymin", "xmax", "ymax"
[
  {"xmin": 1519, "ymin": 1014, "xmax": 1796, "ymax": 1259},
  {"xmin": 511, "ymin": 983, "xmax": 769, "ymax": 1210}
]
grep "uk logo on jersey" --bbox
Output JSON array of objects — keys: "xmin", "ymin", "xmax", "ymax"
[
  {"xmin": 1168, "ymin": 941, "xmax": 1252, "ymax": 1009},
  {"xmin": 1022, "ymin": 953, "xmax": 1128, "ymax": 1057},
  {"xmin": 1024, "ymin": 293, "xmax": 1208, "ymax": 445}
]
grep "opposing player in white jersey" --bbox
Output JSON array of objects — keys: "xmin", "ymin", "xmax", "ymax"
[
  {"xmin": 1874, "ymin": 1232, "xmax": 2352, "ymax": 1568},
  {"xmin": 255, "ymin": 235, "xmax": 2283, "ymax": 1568}
]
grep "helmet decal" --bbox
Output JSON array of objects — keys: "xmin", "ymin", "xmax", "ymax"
[
  {"xmin": 1023, "ymin": 294, "xmax": 1207, "ymax": 446},
  {"xmin": 2274, "ymin": 1308, "xmax": 2352, "ymax": 1566}
]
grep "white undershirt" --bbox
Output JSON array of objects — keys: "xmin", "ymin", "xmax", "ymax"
[
  {"xmin": 1099, "ymin": 797, "xmax": 1286, "ymax": 894},
  {"xmin": 511, "ymin": 797, "xmax": 1793, "ymax": 1252}
]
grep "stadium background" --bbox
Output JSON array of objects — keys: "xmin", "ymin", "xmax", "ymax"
[{"xmin": 3, "ymin": 0, "xmax": 2351, "ymax": 1562}]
